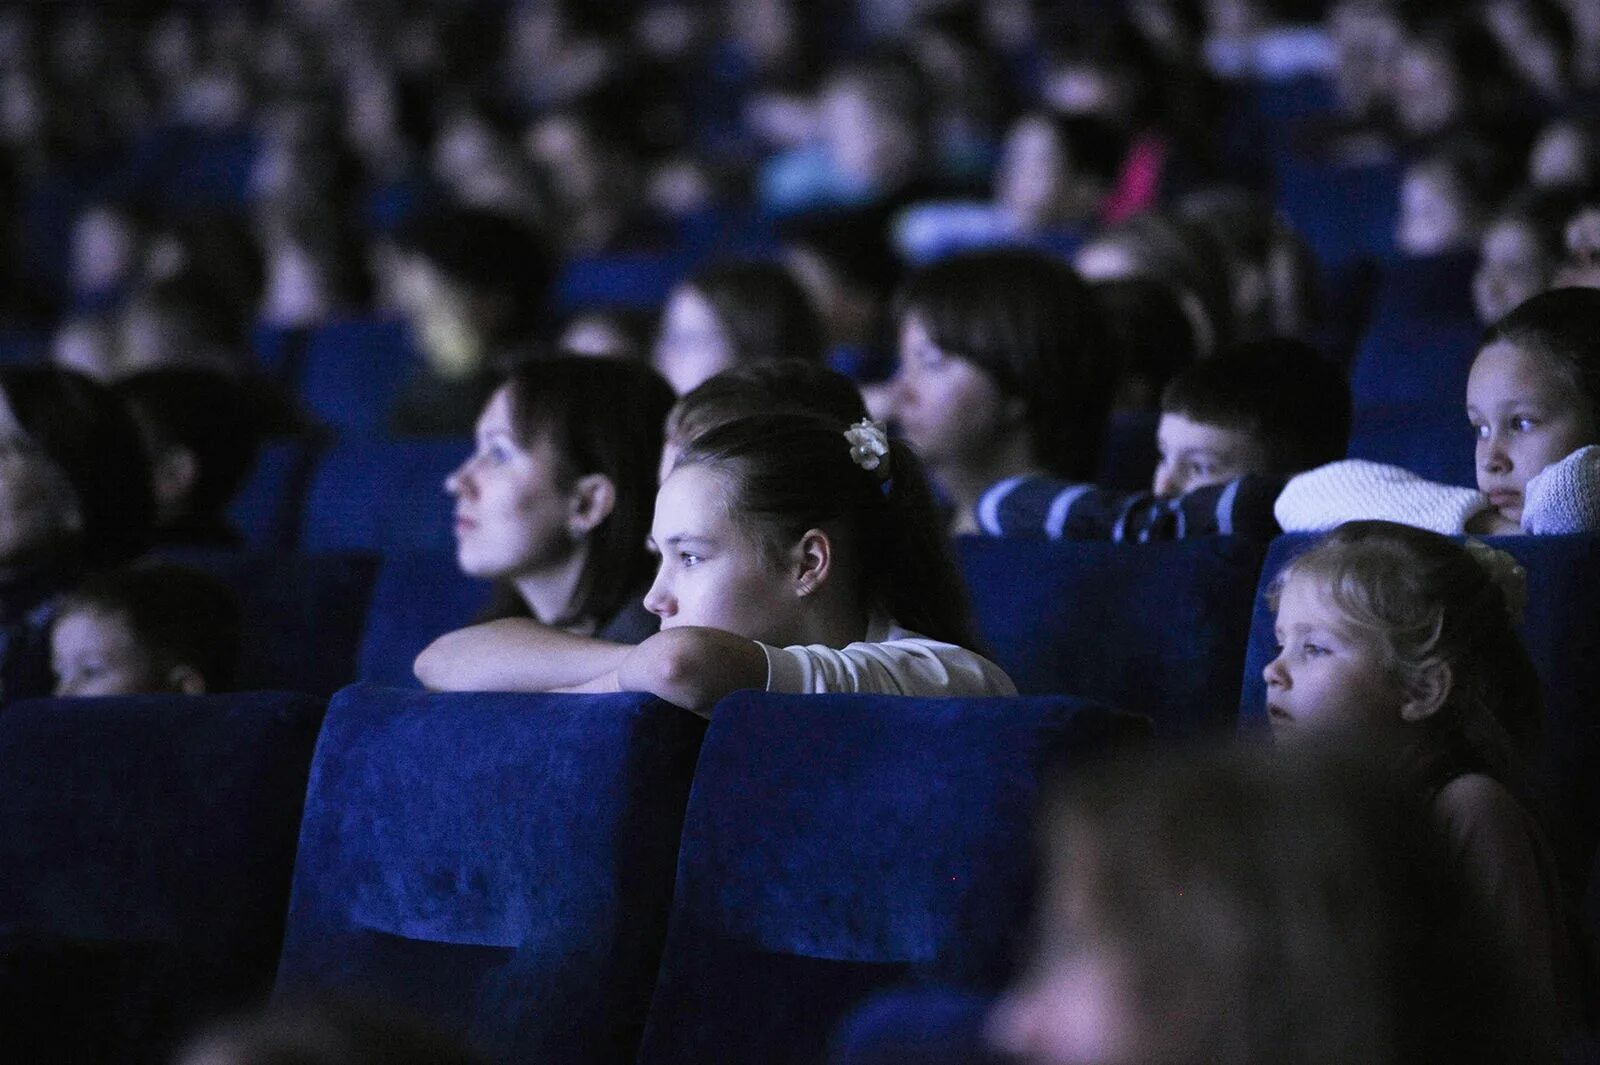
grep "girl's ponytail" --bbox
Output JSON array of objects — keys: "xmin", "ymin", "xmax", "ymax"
[{"xmin": 870, "ymin": 437, "xmax": 977, "ymax": 648}]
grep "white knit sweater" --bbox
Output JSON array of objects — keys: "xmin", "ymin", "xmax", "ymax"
[{"xmin": 1274, "ymin": 447, "xmax": 1600, "ymax": 536}]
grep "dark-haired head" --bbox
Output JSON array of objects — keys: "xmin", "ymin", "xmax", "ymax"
[
  {"xmin": 1158, "ymin": 338, "xmax": 1350, "ymax": 491},
  {"xmin": 992, "ymin": 739, "xmax": 1542, "ymax": 1063},
  {"xmin": 662, "ymin": 360, "xmax": 868, "ymax": 481},
  {"xmin": 114, "ymin": 368, "xmax": 260, "ymax": 540},
  {"xmin": 392, "ymin": 206, "xmax": 554, "ymax": 349},
  {"xmin": 653, "ymin": 259, "xmax": 825, "ymax": 395},
  {"xmin": 455, "ymin": 357, "xmax": 674, "ymax": 628},
  {"xmin": 55, "ymin": 561, "xmax": 240, "ymax": 696},
  {"xmin": 0, "ymin": 366, "xmax": 154, "ymax": 576},
  {"xmin": 1478, "ymin": 286, "xmax": 1600, "ymax": 423},
  {"xmin": 893, "ymin": 249, "xmax": 1115, "ymax": 481},
  {"xmin": 672, "ymin": 412, "xmax": 976, "ymax": 648}
]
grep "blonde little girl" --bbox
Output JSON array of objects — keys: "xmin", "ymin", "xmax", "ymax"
[
  {"xmin": 415, "ymin": 413, "xmax": 1016, "ymax": 709},
  {"xmin": 1262, "ymin": 520, "xmax": 1578, "ymax": 1044}
]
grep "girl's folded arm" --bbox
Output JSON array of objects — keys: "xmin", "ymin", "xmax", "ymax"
[
  {"xmin": 615, "ymin": 626, "xmax": 769, "ymax": 716},
  {"xmin": 414, "ymin": 618, "xmax": 632, "ymax": 692}
]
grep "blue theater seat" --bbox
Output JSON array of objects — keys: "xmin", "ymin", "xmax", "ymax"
[
  {"xmin": 1346, "ymin": 401, "xmax": 1478, "ymax": 488},
  {"xmin": 167, "ymin": 549, "xmax": 381, "ymax": 696},
  {"xmin": 554, "ymin": 250, "xmax": 698, "ymax": 313},
  {"xmin": 829, "ymin": 986, "xmax": 1002, "ymax": 1065},
  {"xmin": 274, "ymin": 685, "xmax": 706, "ymax": 1065},
  {"xmin": 355, "ymin": 551, "xmax": 490, "ymax": 688},
  {"xmin": 1093, "ymin": 409, "xmax": 1160, "ymax": 493},
  {"xmin": 0, "ymin": 691, "xmax": 326, "ymax": 1063},
  {"xmin": 299, "ymin": 437, "xmax": 464, "ymax": 555},
  {"xmin": 1238, "ymin": 532, "xmax": 1600, "ymax": 892},
  {"xmin": 1349, "ymin": 308, "xmax": 1481, "ymax": 412},
  {"xmin": 296, "ymin": 316, "xmax": 419, "ymax": 438},
  {"xmin": 634, "ymin": 690, "xmax": 1118, "ymax": 1065},
  {"xmin": 956, "ymin": 536, "xmax": 1269, "ymax": 739},
  {"xmin": 227, "ymin": 437, "xmax": 320, "ymax": 553},
  {"xmin": 1273, "ymin": 156, "xmax": 1400, "ymax": 269}
]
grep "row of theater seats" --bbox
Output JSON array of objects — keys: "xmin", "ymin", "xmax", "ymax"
[
  {"xmin": 5, "ymin": 531, "xmax": 1600, "ymax": 1063},
  {"xmin": 0, "ymin": 683, "xmax": 1114, "ymax": 1064}
]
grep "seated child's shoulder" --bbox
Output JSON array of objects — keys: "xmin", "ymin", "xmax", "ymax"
[{"xmin": 1433, "ymin": 772, "xmax": 1530, "ymax": 849}]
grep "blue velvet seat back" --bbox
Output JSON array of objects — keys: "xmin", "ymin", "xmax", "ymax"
[
  {"xmin": 297, "ymin": 316, "xmax": 419, "ymax": 437},
  {"xmin": 1239, "ymin": 532, "xmax": 1600, "ymax": 892},
  {"xmin": 0, "ymin": 691, "xmax": 326, "ymax": 1063},
  {"xmin": 830, "ymin": 987, "xmax": 1003, "ymax": 1065},
  {"xmin": 956, "ymin": 536, "xmax": 1269, "ymax": 739},
  {"xmin": 1346, "ymin": 401, "xmax": 1477, "ymax": 487},
  {"xmin": 228, "ymin": 437, "xmax": 320, "ymax": 553},
  {"xmin": 635, "ymin": 691, "xmax": 1114, "ymax": 1065},
  {"xmin": 1273, "ymin": 157, "xmax": 1399, "ymax": 269},
  {"xmin": 1349, "ymin": 309, "xmax": 1481, "ymax": 412},
  {"xmin": 275, "ymin": 685, "xmax": 705, "ymax": 1065},
  {"xmin": 167, "ymin": 549, "xmax": 381, "ymax": 697},
  {"xmin": 554, "ymin": 250, "xmax": 697, "ymax": 313},
  {"xmin": 299, "ymin": 437, "xmax": 465, "ymax": 554},
  {"xmin": 1093, "ymin": 408, "xmax": 1160, "ymax": 493},
  {"xmin": 355, "ymin": 551, "xmax": 490, "ymax": 687}
]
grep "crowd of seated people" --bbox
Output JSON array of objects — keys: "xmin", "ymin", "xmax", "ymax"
[{"xmin": 8, "ymin": 0, "xmax": 1600, "ymax": 1061}]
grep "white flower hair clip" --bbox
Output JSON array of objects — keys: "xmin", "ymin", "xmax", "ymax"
[
  {"xmin": 844, "ymin": 419, "xmax": 892, "ymax": 478},
  {"xmin": 1462, "ymin": 539, "xmax": 1527, "ymax": 627}
]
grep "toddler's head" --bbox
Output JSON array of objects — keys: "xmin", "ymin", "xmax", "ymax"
[
  {"xmin": 1263, "ymin": 521, "xmax": 1541, "ymax": 776},
  {"xmin": 51, "ymin": 561, "xmax": 240, "ymax": 697},
  {"xmin": 1153, "ymin": 339, "xmax": 1350, "ymax": 498},
  {"xmin": 1467, "ymin": 286, "xmax": 1600, "ymax": 524}
]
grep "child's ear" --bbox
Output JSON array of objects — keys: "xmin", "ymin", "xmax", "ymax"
[
  {"xmin": 166, "ymin": 662, "xmax": 207, "ymax": 697},
  {"xmin": 1400, "ymin": 662, "xmax": 1452, "ymax": 723},
  {"xmin": 790, "ymin": 528, "xmax": 833, "ymax": 598},
  {"xmin": 566, "ymin": 474, "xmax": 617, "ymax": 538}
]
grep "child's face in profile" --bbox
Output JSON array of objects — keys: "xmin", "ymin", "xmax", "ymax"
[
  {"xmin": 51, "ymin": 608, "xmax": 167, "ymax": 697},
  {"xmin": 1467, "ymin": 340, "xmax": 1599, "ymax": 523},
  {"xmin": 1151, "ymin": 413, "xmax": 1264, "ymax": 498},
  {"xmin": 1396, "ymin": 165, "xmax": 1471, "ymax": 257},
  {"xmin": 642, "ymin": 463, "xmax": 806, "ymax": 646},
  {"xmin": 891, "ymin": 314, "xmax": 1021, "ymax": 473},
  {"xmin": 1263, "ymin": 573, "xmax": 1406, "ymax": 735},
  {"xmin": 1472, "ymin": 219, "xmax": 1553, "ymax": 325},
  {"xmin": 986, "ymin": 918, "xmax": 1142, "ymax": 1065},
  {"xmin": 653, "ymin": 285, "xmax": 733, "ymax": 396}
]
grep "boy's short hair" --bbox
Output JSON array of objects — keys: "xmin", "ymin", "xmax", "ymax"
[
  {"xmin": 665, "ymin": 360, "xmax": 869, "ymax": 447},
  {"xmin": 58, "ymin": 562, "xmax": 241, "ymax": 692},
  {"xmin": 1160, "ymin": 340, "xmax": 1351, "ymax": 476}
]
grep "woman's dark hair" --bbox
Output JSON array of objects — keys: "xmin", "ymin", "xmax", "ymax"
[
  {"xmin": 894, "ymin": 249, "xmax": 1115, "ymax": 479},
  {"xmin": 480, "ymin": 357, "xmax": 674, "ymax": 626},
  {"xmin": 676, "ymin": 412, "xmax": 977, "ymax": 649},
  {"xmin": 1479, "ymin": 286, "xmax": 1600, "ymax": 426},
  {"xmin": 1, "ymin": 366, "xmax": 154, "ymax": 569},
  {"xmin": 684, "ymin": 259, "xmax": 826, "ymax": 367}
]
